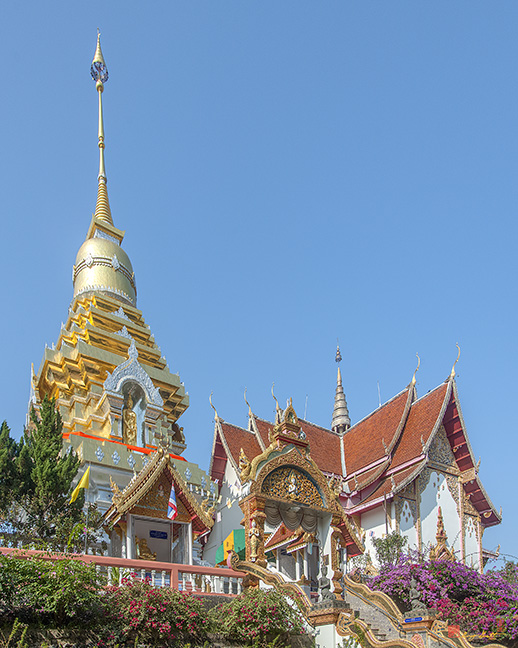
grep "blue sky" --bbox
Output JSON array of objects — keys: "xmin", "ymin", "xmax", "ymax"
[{"xmin": 0, "ymin": 2, "xmax": 515, "ymax": 561}]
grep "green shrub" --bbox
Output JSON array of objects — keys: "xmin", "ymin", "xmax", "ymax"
[
  {"xmin": 0, "ymin": 554, "xmax": 104, "ymax": 625},
  {"xmin": 209, "ymin": 588, "xmax": 307, "ymax": 647}
]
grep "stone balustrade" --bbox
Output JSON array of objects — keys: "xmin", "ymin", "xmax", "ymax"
[{"xmin": 0, "ymin": 547, "xmax": 243, "ymax": 596}]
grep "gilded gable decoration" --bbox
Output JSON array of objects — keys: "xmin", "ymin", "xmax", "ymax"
[
  {"xmin": 428, "ymin": 426, "xmax": 456, "ymax": 467},
  {"xmin": 429, "ymin": 507, "xmax": 455, "ymax": 562},
  {"xmin": 261, "ymin": 467, "xmax": 323, "ymax": 508}
]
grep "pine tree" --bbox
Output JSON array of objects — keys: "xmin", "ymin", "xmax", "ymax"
[
  {"xmin": 19, "ymin": 396, "xmax": 83, "ymax": 543},
  {"xmin": 1, "ymin": 398, "xmax": 106, "ymax": 552},
  {"xmin": 0, "ymin": 421, "xmax": 19, "ymax": 516}
]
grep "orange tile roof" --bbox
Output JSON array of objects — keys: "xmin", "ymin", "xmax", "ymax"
[
  {"xmin": 343, "ymin": 389, "xmax": 411, "ymax": 475},
  {"xmin": 219, "ymin": 421, "xmax": 263, "ymax": 468},
  {"xmin": 255, "ymin": 417, "xmax": 343, "ymax": 475},
  {"xmin": 351, "ymin": 464, "xmax": 422, "ymax": 510},
  {"xmin": 391, "ymin": 383, "xmax": 449, "ymax": 469}
]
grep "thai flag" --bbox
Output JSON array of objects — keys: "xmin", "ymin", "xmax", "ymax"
[{"xmin": 167, "ymin": 483, "xmax": 178, "ymax": 520}]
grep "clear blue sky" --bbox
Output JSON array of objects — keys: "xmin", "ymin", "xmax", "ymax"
[{"xmin": 0, "ymin": 2, "xmax": 515, "ymax": 562}]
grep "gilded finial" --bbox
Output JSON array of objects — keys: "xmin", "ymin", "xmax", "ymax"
[
  {"xmin": 271, "ymin": 383, "xmax": 282, "ymax": 424},
  {"xmin": 209, "ymin": 392, "xmax": 219, "ymax": 421},
  {"xmin": 411, "ymin": 353, "xmax": 420, "ymax": 386},
  {"xmin": 335, "ymin": 343, "xmax": 342, "ymax": 363},
  {"xmin": 244, "ymin": 387, "xmax": 253, "ymax": 418},
  {"xmin": 450, "ymin": 344, "xmax": 461, "ymax": 379},
  {"xmin": 91, "ymin": 32, "xmax": 113, "ymax": 224},
  {"xmin": 91, "ymin": 31, "xmax": 108, "ymax": 86}
]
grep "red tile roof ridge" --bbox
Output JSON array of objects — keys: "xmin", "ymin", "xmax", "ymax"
[
  {"xmin": 410, "ymin": 381, "xmax": 449, "ymax": 406},
  {"xmin": 219, "ymin": 420, "xmax": 253, "ymax": 434},
  {"xmin": 347, "ymin": 385, "xmax": 411, "ymax": 432},
  {"xmin": 254, "ymin": 416, "xmax": 336, "ymax": 435}
]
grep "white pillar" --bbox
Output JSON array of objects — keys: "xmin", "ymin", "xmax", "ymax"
[
  {"xmin": 303, "ymin": 547, "xmax": 309, "ymax": 580},
  {"xmin": 188, "ymin": 522, "xmax": 193, "ymax": 565},
  {"xmin": 126, "ymin": 515, "xmax": 134, "ymax": 560},
  {"xmin": 295, "ymin": 550, "xmax": 301, "ymax": 580}
]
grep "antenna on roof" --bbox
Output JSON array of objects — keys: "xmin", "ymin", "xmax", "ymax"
[{"xmin": 377, "ymin": 381, "xmax": 381, "ymax": 408}]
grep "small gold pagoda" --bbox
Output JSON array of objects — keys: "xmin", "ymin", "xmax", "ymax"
[{"xmin": 29, "ymin": 34, "xmax": 215, "ymax": 521}]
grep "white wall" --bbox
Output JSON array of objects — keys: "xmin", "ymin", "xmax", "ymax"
[
  {"xmin": 202, "ymin": 460, "xmax": 242, "ymax": 565},
  {"xmin": 361, "ymin": 507, "xmax": 387, "ymax": 565},
  {"xmin": 464, "ymin": 516, "xmax": 479, "ymax": 570},
  {"xmin": 420, "ymin": 470, "xmax": 461, "ymax": 558},
  {"xmin": 399, "ymin": 499, "xmax": 418, "ymax": 550}
]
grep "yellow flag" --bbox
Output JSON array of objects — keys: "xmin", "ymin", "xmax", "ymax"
[{"xmin": 70, "ymin": 466, "xmax": 90, "ymax": 503}]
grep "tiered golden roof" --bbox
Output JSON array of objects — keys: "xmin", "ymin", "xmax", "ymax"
[{"xmin": 31, "ymin": 34, "xmax": 189, "ymax": 456}]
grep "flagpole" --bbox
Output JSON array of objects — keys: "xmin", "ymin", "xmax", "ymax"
[
  {"xmin": 84, "ymin": 462, "xmax": 91, "ymax": 555},
  {"xmin": 84, "ymin": 503, "xmax": 89, "ymax": 554}
]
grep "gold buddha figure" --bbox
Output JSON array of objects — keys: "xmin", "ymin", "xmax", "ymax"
[
  {"xmin": 135, "ymin": 536, "xmax": 157, "ymax": 561},
  {"xmin": 123, "ymin": 395, "xmax": 138, "ymax": 445}
]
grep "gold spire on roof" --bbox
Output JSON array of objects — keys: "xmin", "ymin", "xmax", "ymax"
[
  {"xmin": 91, "ymin": 31, "xmax": 112, "ymax": 225},
  {"xmin": 450, "ymin": 343, "xmax": 461, "ymax": 379},
  {"xmin": 411, "ymin": 353, "xmax": 420, "ymax": 386}
]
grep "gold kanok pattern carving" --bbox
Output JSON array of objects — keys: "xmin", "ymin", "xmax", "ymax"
[{"xmin": 261, "ymin": 467, "xmax": 323, "ymax": 507}]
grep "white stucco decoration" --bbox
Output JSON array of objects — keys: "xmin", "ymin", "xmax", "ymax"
[{"xmin": 104, "ymin": 339, "xmax": 163, "ymax": 407}]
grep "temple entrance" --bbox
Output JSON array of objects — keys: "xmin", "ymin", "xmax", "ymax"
[{"xmin": 133, "ymin": 516, "xmax": 172, "ymax": 563}]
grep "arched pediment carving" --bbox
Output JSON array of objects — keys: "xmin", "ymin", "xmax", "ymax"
[
  {"xmin": 261, "ymin": 466, "xmax": 323, "ymax": 508},
  {"xmin": 104, "ymin": 339, "xmax": 163, "ymax": 407}
]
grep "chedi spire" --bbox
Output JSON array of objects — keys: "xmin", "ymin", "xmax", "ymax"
[
  {"xmin": 91, "ymin": 31, "xmax": 112, "ymax": 224},
  {"xmin": 331, "ymin": 345, "xmax": 351, "ymax": 434}
]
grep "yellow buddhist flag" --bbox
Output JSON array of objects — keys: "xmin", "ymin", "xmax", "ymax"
[{"xmin": 70, "ymin": 467, "xmax": 90, "ymax": 503}]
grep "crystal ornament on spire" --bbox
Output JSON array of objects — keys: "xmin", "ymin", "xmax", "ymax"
[
  {"xmin": 91, "ymin": 32, "xmax": 113, "ymax": 224},
  {"xmin": 331, "ymin": 345, "xmax": 351, "ymax": 434}
]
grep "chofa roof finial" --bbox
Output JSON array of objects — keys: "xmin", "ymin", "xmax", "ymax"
[
  {"xmin": 271, "ymin": 383, "xmax": 282, "ymax": 424},
  {"xmin": 411, "ymin": 353, "xmax": 420, "ymax": 386},
  {"xmin": 209, "ymin": 391, "xmax": 219, "ymax": 421},
  {"xmin": 450, "ymin": 343, "xmax": 461, "ymax": 379}
]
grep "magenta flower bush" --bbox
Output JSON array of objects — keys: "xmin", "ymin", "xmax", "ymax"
[
  {"xmin": 209, "ymin": 588, "xmax": 308, "ymax": 646},
  {"xmin": 100, "ymin": 579, "xmax": 209, "ymax": 646},
  {"xmin": 370, "ymin": 558, "xmax": 518, "ymax": 644}
]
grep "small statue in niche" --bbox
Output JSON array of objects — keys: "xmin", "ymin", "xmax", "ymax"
[
  {"xmin": 135, "ymin": 536, "xmax": 157, "ymax": 561},
  {"xmin": 123, "ymin": 395, "xmax": 138, "ymax": 446},
  {"xmin": 318, "ymin": 564, "xmax": 335, "ymax": 602},
  {"xmin": 249, "ymin": 519, "xmax": 260, "ymax": 562}
]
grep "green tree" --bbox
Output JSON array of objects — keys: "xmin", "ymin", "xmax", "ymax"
[
  {"xmin": 0, "ymin": 421, "xmax": 19, "ymax": 513},
  {"xmin": 1, "ymin": 397, "xmax": 104, "ymax": 552},
  {"xmin": 372, "ymin": 531, "xmax": 408, "ymax": 566}
]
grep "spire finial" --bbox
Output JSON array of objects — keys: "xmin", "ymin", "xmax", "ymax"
[
  {"xmin": 331, "ymin": 347, "xmax": 351, "ymax": 434},
  {"xmin": 411, "ymin": 353, "xmax": 420, "ymax": 386},
  {"xmin": 450, "ymin": 343, "xmax": 461, "ymax": 379},
  {"xmin": 90, "ymin": 32, "xmax": 113, "ymax": 224}
]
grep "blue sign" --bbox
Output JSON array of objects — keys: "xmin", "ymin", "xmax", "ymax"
[
  {"xmin": 404, "ymin": 617, "xmax": 423, "ymax": 623},
  {"xmin": 149, "ymin": 530, "xmax": 168, "ymax": 540}
]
